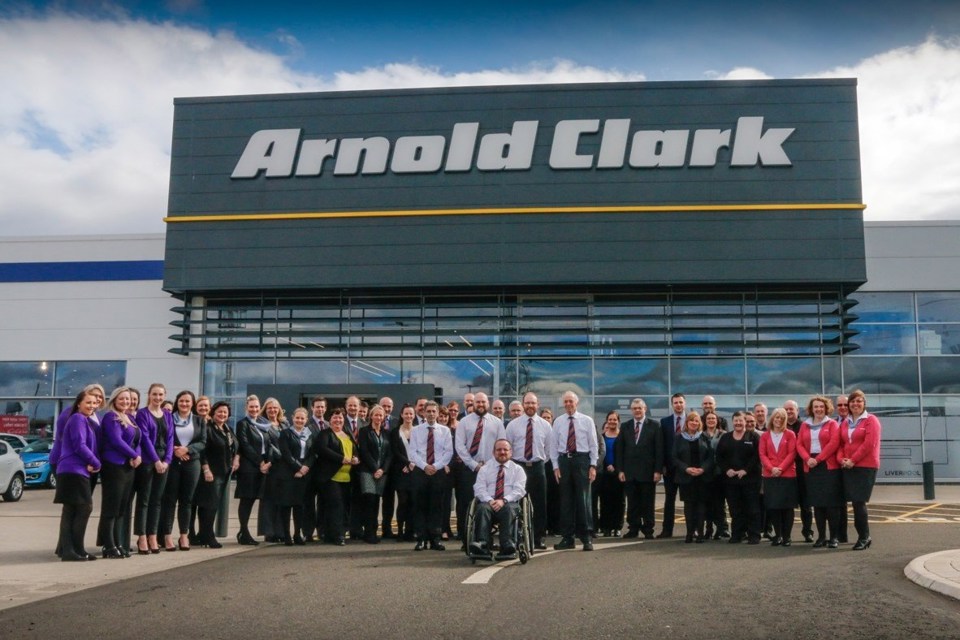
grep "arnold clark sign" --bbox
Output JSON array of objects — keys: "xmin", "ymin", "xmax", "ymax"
[{"xmin": 167, "ymin": 79, "xmax": 862, "ymax": 219}]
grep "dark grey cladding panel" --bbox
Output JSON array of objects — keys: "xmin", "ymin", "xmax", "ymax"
[
  {"xmin": 164, "ymin": 79, "xmax": 865, "ymax": 292},
  {"xmin": 162, "ymin": 209, "xmax": 866, "ymax": 292}
]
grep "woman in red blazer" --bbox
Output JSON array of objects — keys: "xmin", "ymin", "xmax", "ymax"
[
  {"xmin": 837, "ymin": 389, "xmax": 882, "ymax": 550},
  {"xmin": 797, "ymin": 395, "xmax": 842, "ymax": 548},
  {"xmin": 759, "ymin": 408, "xmax": 797, "ymax": 547}
]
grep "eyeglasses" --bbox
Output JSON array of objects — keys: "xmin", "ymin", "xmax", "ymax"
[{"xmin": 836, "ymin": 403, "xmax": 848, "ymax": 407}]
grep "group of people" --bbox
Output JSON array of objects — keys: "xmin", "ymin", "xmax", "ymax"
[
  {"xmin": 49, "ymin": 384, "xmax": 881, "ymax": 562},
  {"xmin": 594, "ymin": 392, "xmax": 881, "ymax": 551}
]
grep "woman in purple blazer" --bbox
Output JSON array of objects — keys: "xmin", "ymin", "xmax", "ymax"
[
  {"xmin": 134, "ymin": 383, "xmax": 175, "ymax": 554},
  {"xmin": 96, "ymin": 387, "xmax": 142, "ymax": 558},
  {"xmin": 54, "ymin": 389, "xmax": 102, "ymax": 562}
]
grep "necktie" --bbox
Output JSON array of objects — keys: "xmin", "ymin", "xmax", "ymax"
[
  {"xmin": 675, "ymin": 415, "xmax": 682, "ymax": 434},
  {"xmin": 635, "ymin": 420, "xmax": 641, "ymax": 444},
  {"xmin": 524, "ymin": 417, "xmax": 534, "ymax": 460},
  {"xmin": 495, "ymin": 464, "xmax": 505, "ymax": 500},
  {"xmin": 566, "ymin": 416, "xmax": 576, "ymax": 454},
  {"xmin": 469, "ymin": 416, "xmax": 484, "ymax": 457},
  {"xmin": 426, "ymin": 427, "xmax": 435, "ymax": 465}
]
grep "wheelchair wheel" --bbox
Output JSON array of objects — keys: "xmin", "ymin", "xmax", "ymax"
[
  {"xmin": 519, "ymin": 494, "xmax": 535, "ymax": 560},
  {"xmin": 464, "ymin": 498, "xmax": 479, "ymax": 558}
]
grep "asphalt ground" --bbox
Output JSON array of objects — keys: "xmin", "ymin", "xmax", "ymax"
[{"xmin": 1, "ymin": 485, "xmax": 958, "ymax": 639}]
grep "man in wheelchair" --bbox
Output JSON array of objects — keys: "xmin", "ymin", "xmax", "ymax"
[{"xmin": 469, "ymin": 439, "xmax": 527, "ymax": 560}]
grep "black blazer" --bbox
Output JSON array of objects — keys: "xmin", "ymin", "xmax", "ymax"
[
  {"xmin": 278, "ymin": 427, "xmax": 317, "ymax": 474},
  {"xmin": 236, "ymin": 417, "xmax": 269, "ymax": 473},
  {"xmin": 203, "ymin": 422, "xmax": 237, "ymax": 479},
  {"xmin": 173, "ymin": 415, "xmax": 207, "ymax": 464},
  {"xmin": 615, "ymin": 417, "xmax": 664, "ymax": 482},
  {"xmin": 388, "ymin": 425, "xmax": 413, "ymax": 473},
  {"xmin": 671, "ymin": 434, "xmax": 714, "ymax": 485},
  {"xmin": 311, "ymin": 428, "xmax": 348, "ymax": 483},
  {"xmin": 660, "ymin": 414, "xmax": 683, "ymax": 474},
  {"xmin": 714, "ymin": 431, "xmax": 761, "ymax": 483},
  {"xmin": 357, "ymin": 425, "xmax": 392, "ymax": 475}
]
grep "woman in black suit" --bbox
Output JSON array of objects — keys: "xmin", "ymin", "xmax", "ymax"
[
  {"xmin": 715, "ymin": 411, "xmax": 762, "ymax": 544},
  {"xmin": 235, "ymin": 394, "xmax": 271, "ymax": 545},
  {"xmin": 311, "ymin": 409, "xmax": 357, "ymax": 545},
  {"xmin": 389, "ymin": 405, "xmax": 417, "ymax": 542},
  {"xmin": 196, "ymin": 401, "xmax": 238, "ymax": 548},
  {"xmin": 277, "ymin": 408, "xmax": 316, "ymax": 545},
  {"xmin": 160, "ymin": 390, "xmax": 207, "ymax": 551},
  {"xmin": 673, "ymin": 412, "xmax": 714, "ymax": 543},
  {"xmin": 357, "ymin": 404, "xmax": 393, "ymax": 544}
]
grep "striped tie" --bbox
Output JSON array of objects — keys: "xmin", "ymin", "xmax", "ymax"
[
  {"xmin": 426, "ymin": 427, "xmax": 435, "ymax": 465},
  {"xmin": 495, "ymin": 464, "xmax": 505, "ymax": 500},
  {"xmin": 566, "ymin": 416, "xmax": 576, "ymax": 453},
  {"xmin": 524, "ymin": 417, "xmax": 534, "ymax": 460},
  {"xmin": 469, "ymin": 417, "xmax": 484, "ymax": 457}
]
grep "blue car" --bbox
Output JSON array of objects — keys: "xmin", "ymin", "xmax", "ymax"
[{"xmin": 20, "ymin": 438, "xmax": 55, "ymax": 489}]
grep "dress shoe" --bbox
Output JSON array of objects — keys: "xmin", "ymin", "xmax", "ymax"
[
  {"xmin": 655, "ymin": 532, "xmax": 673, "ymax": 539},
  {"xmin": 414, "ymin": 540, "xmax": 426, "ymax": 551},
  {"xmin": 61, "ymin": 550, "xmax": 88, "ymax": 562},
  {"xmin": 746, "ymin": 538, "xmax": 760, "ymax": 545},
  {"xmin": 294, "ymin": 535, "xmax": 305, "ymax": 546},
  {"xmin": 718, "ymin": 531, "xmax": 731, "ymax": 539},
  {"xmin": 685, "ymin": 534, "xmax": 694, "ymax": 544},
  {"xmin": 622, "ymin": 530, "xmax": 639, "ymax": 539},
  {"xmin": 581, "ymin": 538, "xmax": 594, "ymax": 551},
  {"xmin": 335, "ymin": 537, "xmax": 346, "ymax": 546},
  {"xmin": 534, "ymin": 538, "xmax": 547, "ymax": 550},
  {"xmin": 164, "ymin": 545, "xmax": 178, "ymax": 552},
  {"xmin": 803, "ymin": 533, "xmax": 814, "ymax": 543},
  {"xmin": 178, "ymin": 541, "xmax": 191, "ymax": 551},
  {"xmin": 644, "ymin": 533, "xmax": 655, "ymax": 540},
  {"xmin": 852, "ymin": 538, "xmax": 872, "ymax": 551},
  {"xmin": 469, "ymin": 541, "xmax": 486, "ymax": 555},
  {"xmin": 554, "ymin": 537, "xmax": 576, "ymax": 550},
  {"xmin": 499, "ymin": 543, "xmax": 517, "ymax": 557},
  {"xmin": 150, "ymin": 547, "xmax": 161, "ymax": 554},
  {"xmin": 282, "ymin": 537, "xmax": 294, "ymax": 546},
  {"xmin": 188, "ymin": 533, "xmax": 200, "ymax": 546},
  {"xmin": 781, "ymin": 539, "xmax": 792, "ymax": 547},
  {"xmin": 611, "ymin": 529, "xmax": 622, "ymax": 538},
  {"xmin": 102, "ymin": 546, "xmax": 124, "ymax": 559},
  {"xmin": 813, "ymin": 538, "xmax": 826, "ymax": 548},
  {"xmin": 207, "ymin": 538, "xmax": 223, "ymax": 549},
  {"xmin": 694, "ymin": 536, "xmax": 705, "ymax": 544},
  {"xmin": 364, "ymin": 535, "xmax": 381, "ymax": 545},
  {"xmin": 429, "ymin": 539, "xmax": 445, "ymax": 551},
  {"xmin": 771, "ymin": 537, "xmax": 782, "ymax": 547},
  {"xmin": 837, "ymin": 535, "xmax": 849, "ymax": 543},
  {"xmin": 237, "ymin": 531, "xmax": 259, "ymax": 546},
  {"xmin": 729, "ymin": 537, "xmax": 743, "ymax": 544},
  {"xmin": 827, "ymin": 539, "xmax": 839, "ymax": 549}
]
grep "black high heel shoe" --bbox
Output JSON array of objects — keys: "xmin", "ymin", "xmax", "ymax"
[
  {"xmin": 852, "ymin": 537, "xmax": 872, "ymax": 551},
  {"xmin": 237, "ymin": 531, "xmax": 260, "ymax": 546}
]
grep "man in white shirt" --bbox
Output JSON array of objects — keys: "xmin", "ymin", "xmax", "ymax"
[
  {"xmin": 470, "ymin": 439, "xmax": 527, "ymax": 559},
  {"xmin": 550, "ymin": 391, "xmax": 598, "ymax": 551},
  {"xmin": 504, "ymin": 392, "xmax": 553, "ymax": 549},
  {"xmin": 409, "ymin": 401, "xmax": 453, "ymax": 550},
  {"xmin": 491, "ymin": 399, "xmax": 506, "ymax": 421},
  {"xmin": 454, "ymin": 393, "xmax": 505, "ymax": 547}
]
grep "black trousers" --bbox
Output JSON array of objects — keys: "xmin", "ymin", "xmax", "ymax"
[
  {"xmin": 412, "ymin": 467, "xmax": 449, "ymax": 541},
  {"xmin": 852, "ymin": 501, "xmax": 870, "ymax": 540},
  {"xmin": 393, "ymin": 476, "xmax": 414, "ymax": 539},
  {"xmin": 302, "ymin": 471, "xmax": 324, "ymax": 539},
  {"xmin": 348, "ymin": 474, "xmax": 364, "ymax": 537},
  {"xmin": 705, "ymin": 480, "xmax": 728, "ymax": 535},
  {"xmin": 97, "ymin": 462, "xmax": 135, "ymax": 550},
  {"xmin": 454, "ymin": 462, "xmax": 477, "ymax": 540},
  {"xmin": 474, "ymin": 501, "xmax": 520, "ymax": 549},
  {"xmin": 725, "ymin": 481, "xmax": 761, "ymax": 542},
  {"xmin": 768, "ymin": 507, "xmax": 795, "ymax": 541},
  {"xmin": 623, "ymin": 479, "xmax": 655, "ymax": 535},
  {"xmin": 796, "ymin": 473, "xmax": 813, "ymax": 536},
  {"xmin": 58, "ymin": 502, "xmax": 93, "ymax": 557},
  {"xmin": 517, "ymin": 460, "xmax": 547, "ymax": 539},
  {"xmin": 133, "ymin": 463, "xmax": 168, "ymax": 536},
  {"xmin": 160, "ymin": 459, "xmax": 201, "ymax": 536},
  {"xmin": 814, "ymin": 506, "xmax": 842, "ymax": 541},
  {"xmin": 661, "ymin": 472, "xmax": 679, "ymax": 534},
  {"xmin": 362, "ymin": 493, "xmax": 382, "ymax": 538},
  {"xmin": 280, "ymin": 505, "xmax": 303, "ymax": 541},
  {"xmin": 380, "ymin": 472, "xmax": 396, "ymax": 536},
  {"xmin": 683, "ymin": 496, "xmax": 708, "ymax": 538},
  {"xmin": 321, "ymin": 480, "xmax": 349, "ymax": 541},
  {"xmin": 557, "ymin": 454, "xmax": 592, "ymax": 539}
]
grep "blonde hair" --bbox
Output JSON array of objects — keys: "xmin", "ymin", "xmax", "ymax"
[{"xmin": 768, "ymin": 407, "xmax": 788, "ymax": 432}]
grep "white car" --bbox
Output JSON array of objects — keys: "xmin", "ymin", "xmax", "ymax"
[{"xmin": 0, "ymin": 440, "xmax": 26, "ymax": 502}]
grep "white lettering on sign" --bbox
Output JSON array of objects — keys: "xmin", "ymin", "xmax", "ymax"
[{"xmin": 230, "ymin": 116, "xmax": 795, "ymax": 179}]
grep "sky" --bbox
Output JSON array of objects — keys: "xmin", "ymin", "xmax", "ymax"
[{"xmin": 1, "ymin": 0, "xmax": 960, "ymax": 236}]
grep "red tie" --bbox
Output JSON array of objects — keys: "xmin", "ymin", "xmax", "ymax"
[
  {"xmin": 675, "ymin": 415, "xmax": 682, "ymax": 434},
  {"xmin": 524, "ymin": 417, "xmax": 534, "ymax": 460},
  {"xmin": 495, "ymin": 465, "xmax": 505, "ymax": 500},
  {"xmin": 469, "ymin": 417, "xmax": 484, "ymax": 457},
  {"xmin": 566, "ymin": 416, "xmax": 576, "ymax": 453},
  {"xmin": 426, "ymin": 427, "xmax": 435, "ymax": 465},
  {"xmin": 635, "ymin": 420, "xmax": 641, "ymax": 444}
]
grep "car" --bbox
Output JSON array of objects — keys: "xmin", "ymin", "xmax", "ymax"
[
  {"xmin": 0, "ymin": 433, "xmax": 29, "ymax": 454},
  {"xmin": 0, "ymin": 440, "xmax": 26, "ymax": 502},
  {"xmin": 20, "ymin": 438, "xmax": 55, "ymax": 489}
]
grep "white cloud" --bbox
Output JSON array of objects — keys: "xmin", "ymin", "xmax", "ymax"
[
  {"xmin": 811, "ymin": 37, "xmax": 960, "ymax": 221},
  {"xmin": 1, "ymin": 13, "xmax": 958, "ymax": 236},
  {"xmin": 710, "ymin": 67, "xmax": 773, "ymax": 81}
]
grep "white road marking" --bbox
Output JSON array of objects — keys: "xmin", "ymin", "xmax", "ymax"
[{"xmin": 462, "ymin": 541, "xmax": 645, "ymax": 584}]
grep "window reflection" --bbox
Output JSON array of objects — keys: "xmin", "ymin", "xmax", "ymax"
[
  {"xmin": 747, "ymin": 358, "xmax": 823, "ymax": 395},
  {"xmin": 920, "ymin": 357, "xmax": 960, "ymax": 394},
  {"xmin": 848, "ymin": 292, "xmax": 915, "ymax": 322},
  {"xmin": 54, "ymin": 361, "xmax": 125, "ymax": 397},
  {"xmin": 917, "ymin": 292, "xmax": 960, "ymax": 323},
  {"xmin": 843, "ymin": 357, "xmax": 920, "ymax": 394},
  {"xmin": 846, "ymin": 324, "xmax": 917, "ymax": 355},
  {"xmin": 671, "ymin": 359, "xmax": 745, "ymax": 396},
  {"xmin": 0, "ymin": 362, "xmax": 53, "ymax": 396},
  {"xmin": 594, "ymin": 359, "xmax": 669, "ymax": 396}
]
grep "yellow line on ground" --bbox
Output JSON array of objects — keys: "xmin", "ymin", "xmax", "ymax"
[{"xmin": 892, "ymin": 503, "xmax": 942, "ymax": 519}]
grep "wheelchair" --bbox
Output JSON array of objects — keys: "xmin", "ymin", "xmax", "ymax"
[{"xmin": 464, "ymin": 493, "xmax": 534, "ymax": 564}]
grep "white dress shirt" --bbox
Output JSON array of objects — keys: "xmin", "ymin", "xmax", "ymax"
[
  {"xmin": 410, "ymin": 422, "xmax": 453, "ymax": 470},
  {"xmin": 454, "ymin": 412, "xmax": 505, "ymax": 471},
  {"xmin": 473, "ymin": 459, "xmax": 527, "ymax": 503},
  {"xmin": 504, "ymin": 414, "xmax": 555, "ymax": 463},
  {"xmin": 550, "ymin": 411, "xmax": 599, "ymax": 467}
]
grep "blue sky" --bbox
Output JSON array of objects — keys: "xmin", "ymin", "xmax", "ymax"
[{"xmin": 1, "ymin": 0, "xmax": 959, "ymax": 234}]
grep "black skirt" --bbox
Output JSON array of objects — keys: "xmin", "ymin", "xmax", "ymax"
[
  {"xmin": 842, "ymin": 467, "xmax": 877, "ymax": 502},
  {"xmin": 54, "ymin": 472, "xmax": 93, "ymax": 505},
  {"xmin": 805, "ymin": 465, "xmax": 843, "ymax": 507},
  {"xmin": 762, "ymin": 477, "xmax": 798, "ymax": 509},
  {"xmin": 679, "ymin": 478, "xmax": 710, "ymax": 504},
  {"xmin": 234, "ymin": 470, "xmax": 264, "ymax": 500},
  {"xmin": 276, "ymin": 471, "xmax": 310, "ymax": 506}
]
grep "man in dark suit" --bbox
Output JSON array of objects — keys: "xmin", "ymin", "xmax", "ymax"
[
  {"xmin": 303, "ymin": 396, "xmax": 327, "ymax": 541},
  {"xmin": 344, "ymin": 395, "xmax": 367, "ymax": 539},
  {"xmin": 378, "ymin": 396, "xmax": 397, "ymax": 538},
  {"xmin": 616, "ymin": 398, "xmax": 663, "ymax": 539},
  {"xmin": 659, "ymin": 392, "xmax": 686, "ymax": 538}
]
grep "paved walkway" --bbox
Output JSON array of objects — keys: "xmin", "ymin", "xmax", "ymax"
[{"xmin": 1, "ymin": 483, "xmax": 959, "ymax": 611}]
